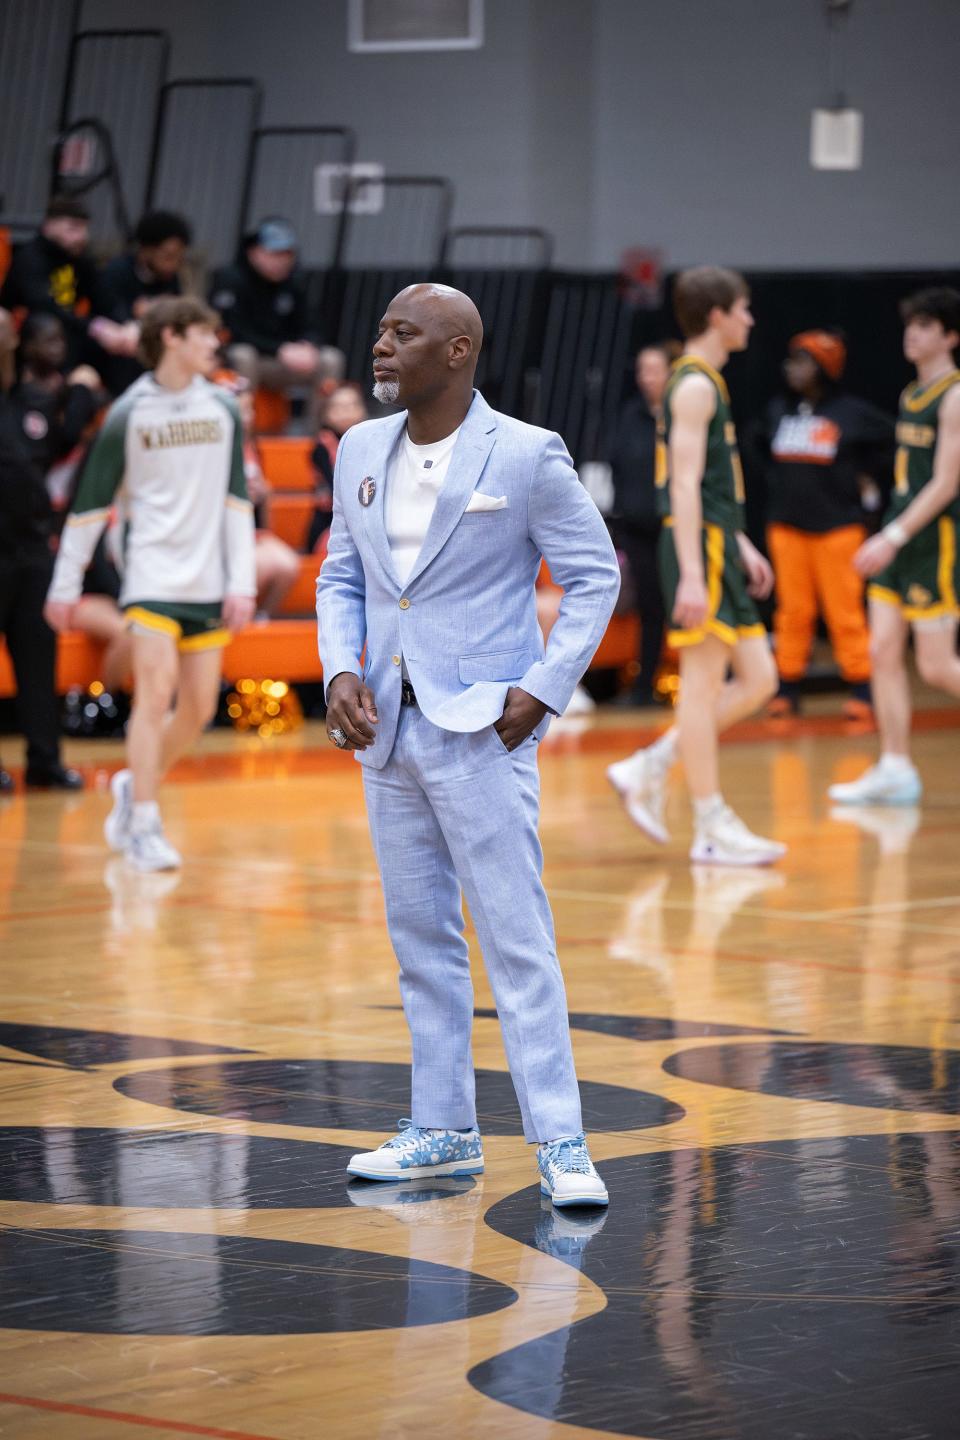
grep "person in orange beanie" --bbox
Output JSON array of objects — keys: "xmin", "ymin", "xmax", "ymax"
[{"xmin": 752, "ymin": 330, "xmax": 894, "ymax": 717}]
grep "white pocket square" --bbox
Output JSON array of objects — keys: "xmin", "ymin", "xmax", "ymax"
[{"xmin": 464, "ymin": 493, "xmax": 508, "ymax": 513}]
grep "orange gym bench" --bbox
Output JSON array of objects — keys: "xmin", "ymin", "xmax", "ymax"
[{"xmin": 0, "ymin": 613, "xmax": 638, "ymax": 700}]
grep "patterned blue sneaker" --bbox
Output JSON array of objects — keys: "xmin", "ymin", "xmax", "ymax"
[
  {"xmin": 346, "ymin": 1120, "xmax": 483, "ymax": 1181},
  {"xmin": 537, "ymin": 1134, "xmax": 609, "ymax": 1208}
]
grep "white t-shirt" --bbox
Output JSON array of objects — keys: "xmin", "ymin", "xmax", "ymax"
[
  {"xmin": 48, "ymin": 373, "xmax": 256, "ymax": 606},
  {"xmin": 384, "ymin": 425, "xmax": 462, "ymax": 586}
]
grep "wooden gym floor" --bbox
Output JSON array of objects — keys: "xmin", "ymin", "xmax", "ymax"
[{"xmin": 1, "ymin": 696, "xmax": 959, "ymax": 1439}]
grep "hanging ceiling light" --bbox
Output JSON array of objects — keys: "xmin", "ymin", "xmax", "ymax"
[{"xmin": 810, "ymin": 0, "xmax": 863, "ymax": 170}]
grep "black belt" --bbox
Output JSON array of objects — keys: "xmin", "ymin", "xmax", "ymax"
[{"xmin": 400, "ymin": 679, "xmax": 418, "ymax": 707}]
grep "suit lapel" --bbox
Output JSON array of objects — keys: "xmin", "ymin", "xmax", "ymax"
[
  {"xmin": 404, "ymin": 395, "xmax": 497, "ymax": 589},
  {"xmin": 356, "ymin": 413, "xmax": 405, "ymax": 590}
]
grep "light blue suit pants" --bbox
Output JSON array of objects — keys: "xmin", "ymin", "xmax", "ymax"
[{"xmin": 361, "ymin": 704, "xmax": 583, "ymax": 1143}]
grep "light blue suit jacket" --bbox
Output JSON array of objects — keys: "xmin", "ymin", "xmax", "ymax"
[{"xmin": 316, "ymin": 390, "xmax": 621, "ymax": 770}]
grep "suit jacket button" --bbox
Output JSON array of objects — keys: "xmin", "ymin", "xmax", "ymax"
[
  {"xmin": 392, "ymin": 655, "xmax": 401, "ymax": 665},
  {"xmin": 399, "ymin": 597, "xmax": 410, "ymax": 609}
]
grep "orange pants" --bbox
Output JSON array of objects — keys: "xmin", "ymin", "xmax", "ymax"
[{"xmin": 767, "ymin": 522, "xmax": 870, "ymax": 684}]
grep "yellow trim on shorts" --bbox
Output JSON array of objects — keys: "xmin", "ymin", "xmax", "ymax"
[
  {"xmin": 866, "ymin": 584, "xmax": 903, "ymax": 609},
  {"xmin": 668, "ymin": 618, "xmax": 764, "ymax": 649},
  {"xmin": 669, "ymin": 618, "xmax": 738, "ymax": 648},
  {"xmin": 867, "ymin": 520, "xmax": 959, "ymax": 621},
  {"xmin": 938, "ymin": 515, "xmax": 958, "ymax": 611},
  {"xmin": 667, "ymin": 521, "xmax": 734, "ymax": 648},
  {"xmin": 705, "ymin": 522, "xmax": 724, "ymax": 620},
  {"xmin": 902, "ymin": 602, "xmax": 959, "ymax": 621},
  {"xmin": 126, "ymin": 605, "xmax": 182, "ymax": 639},
  {"xmin": 868, "ymin": 587, "xmax": 957, "ymax": 621},
  {"xmin": 179, "ymin": 628, "xmax": 231, "ymax": 652}
]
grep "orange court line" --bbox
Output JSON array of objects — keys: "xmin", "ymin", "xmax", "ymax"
[
  {"xmin": 0, "ymin": 901, "xmax": 114, "ymax": 925},
  {"xmin": 635, "ymin": 937, "xmax": 960, "ymax": 986},
  {"xmin": 6, "ymin": 706, "xmax": 958, "ymax": 789},
  {"xmin": 169, "ymin": 896, "xmax": 380, "ymax": 927},
  {"xmin": 0, "ymin": 1391, "xmax": 282, "ymax": 1440},
  {"xmin": 565, "ymin": 705, "xmax": 960, "ymax": 755}
]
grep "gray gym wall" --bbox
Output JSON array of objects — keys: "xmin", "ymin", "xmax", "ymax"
[{"xmin": 40, "ymin": 0, "xmax": 960, "ymax": 269}]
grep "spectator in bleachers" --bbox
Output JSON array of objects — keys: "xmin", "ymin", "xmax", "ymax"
[
  {"xmin": 14, "ymin": 314, "xmax": 103, "ymax": 486},
  {"xmin": 13, "ymin": 314, "xmax": 131, "ymax": 697},
  {"xmin": 751, "ymin": 330, "xmax": 895, "ymax": 717},
  {"xmin": 98, "ymin": 210, "xmax": 192, "ymax": 393},
  {"xmin": 307, "ymin": 381, "xmax": 368, "ymax": 552},
  {"xmin": 101, "ymin": 211, "xmax": 191, "ymax": 320},
  {"xmin": 209, "ymin": 217, "xmax": 344, "ymax": 428},
  {"xmin": 0, "ymin": 196, "xmax": 133, "ymax": 370},
  {"xmin": 0, "ymin": 308, "xmax": 82, "ymax": 791},
  {"xmin": 213, "ymin": 369, "xmax": 299, "ymax": 616},
  {"xmin": 609, "ymin": 343, "xmax": 675, "ymax": 705}
]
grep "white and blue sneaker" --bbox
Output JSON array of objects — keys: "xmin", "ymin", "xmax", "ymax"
[
  {"xmin": 537, "ymin": 1134, "xmax": 609, "ymax": 1208},
  {"xmin": 607, "ymin": 750, "xmax": 670, "ymax": 844},
  {"xmin": 346, "ymin": 1120, "xmax": 484, "ymax": 1181},
  {"xmin": 828, "ymin": 760, "xmax": 922, "ymax": 806},
  {"xmin": 104, "ymin": 768, "xmax": 133, "ymax": 851},
  {"xmin": 125, "ymin": 818, "xmax": 182, "ymax": 873}
]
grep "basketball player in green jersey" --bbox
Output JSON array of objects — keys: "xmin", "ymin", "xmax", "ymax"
[
  {"xmin": 608, "ymin": 267, "xmax": 784, "ymax": 865},
  {"xmin": 830, "ymin": 288, "xmax": 960, "ymax": 806}
]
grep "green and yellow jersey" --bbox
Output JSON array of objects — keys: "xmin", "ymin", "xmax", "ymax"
[
  {"xmin": 654, "ymin": 355, "xmax": 763, "ymax": 648},
  {"xmin": 655, "ymin": 354, "xmax": 746, "ymax": 533},
  {"xmin": 869, "ymin": 369, "xmax": 960, "ymax": 621},
  {"xmin": 890, "ymin": 369, "xmax": 960, "ymax": 521}
]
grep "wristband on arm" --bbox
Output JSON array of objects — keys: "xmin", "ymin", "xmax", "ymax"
[{"xmin": 883, "ymin": 519, "xmax": 908, "ymax": 549}]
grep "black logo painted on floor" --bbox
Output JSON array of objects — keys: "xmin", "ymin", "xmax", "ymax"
[
  {"xmin": 473, "ymin": 1132, "xmax": 960, "ymax": 1439},
  {"xmin": 114, "ymin": 1057, "xmax": 683, "ymax": 1135},
  {"xmin": 3, "ymin": 1227, "xmax": 515, "ymax": 1335}
]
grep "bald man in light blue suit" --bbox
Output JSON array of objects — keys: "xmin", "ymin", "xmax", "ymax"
[{"xmin": 317, "ymin": 284, "xmax": 619, "ymax": 1206}]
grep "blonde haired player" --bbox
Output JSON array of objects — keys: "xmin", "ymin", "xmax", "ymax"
[
  {"xmin": 608, "ymin": 267, "xmax": 783, "ymax": 865},
  {"xmin": 45, "ymin": 297, "xmax": 256, "ymax": 871}
]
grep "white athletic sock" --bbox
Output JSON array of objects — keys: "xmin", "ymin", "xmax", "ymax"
[
  {"xmin": 693, "ymin": 792, "xmax": 724, "ymax": 826},
  {"xmin": 131, "ymin": 800, "xmax": 161, "ymax": 834},
  {"xmin": 643, "ymin": 728, "xmax": 678, "ymax": 768},
  {"xmin": 879, "ymin": 752, "xmax": 914, "ymax": 773}
]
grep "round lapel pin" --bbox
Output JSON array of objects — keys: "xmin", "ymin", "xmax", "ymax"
[{"xmin": 359, "ymin": 476, "xmax": 376, "ymax": 507}]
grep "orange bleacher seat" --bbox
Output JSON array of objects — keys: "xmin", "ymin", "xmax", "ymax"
[
  {"xmin": 0, "ymin": 632, "xmax": 103, "ymax": 697},
  {"xmin": 0, "ymin": 588, "xmax": 637, "ymax": 699},
  {"xmin": 222, "ymin": 620, "xmax": 323, "ymax": 683},
  {"xmin": 258, "ymin": 436, "xmax": 316, "ymax": 491},
  {"xmin": 253, "ymin": 388, "xmax": 290, "ymax": 435},
  {"xmin": 266, "ymin": 494, "xmax": 315, "ymax": 549},
  {"xmin": 592, "ymin": 613, "xmax": 640, "ymax": 669},
  {"xmin": 0, "ymin": 625, "xmax": 325, "ymax": 698},
  {"xmin": 278, "ymin": 554, "xmax": 322, "ymax": 616}
]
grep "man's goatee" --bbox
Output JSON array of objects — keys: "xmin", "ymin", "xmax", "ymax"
[{"xmin": 373, "ymin": 379, "xmax": 400, "ymax": 405}]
